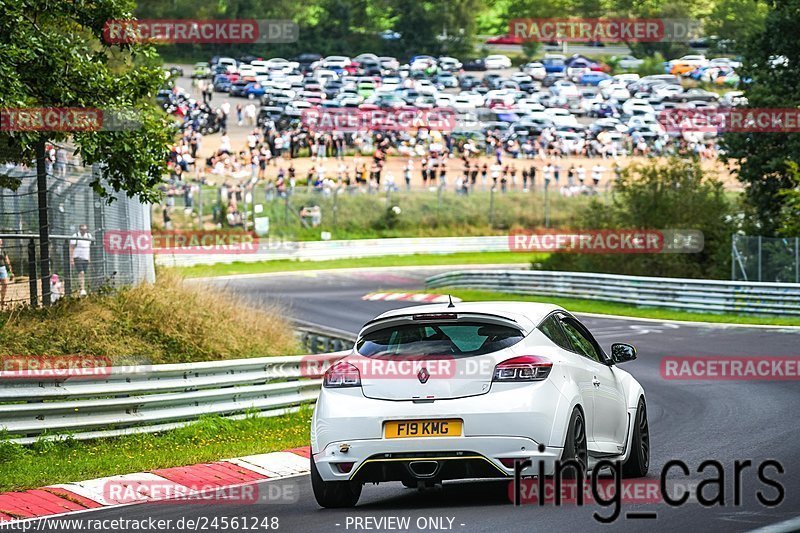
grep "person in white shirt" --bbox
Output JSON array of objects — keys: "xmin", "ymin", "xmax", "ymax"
[
  {"xmin": 69, "ymin": 224, "xmax": 94, "ymax": 296},
  {"xmin": 591, "ymin": 164, "xmax": 604, "ymax": 187}
]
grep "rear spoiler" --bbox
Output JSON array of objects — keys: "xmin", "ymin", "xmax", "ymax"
[{"xmin": 358, "ymin": 312, "xmax": 532, "ymax": 339}]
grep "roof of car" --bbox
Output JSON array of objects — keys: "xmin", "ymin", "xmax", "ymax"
[{"xmin": 370, "ymin": 301, "xmax": 565, "ymax": 326}]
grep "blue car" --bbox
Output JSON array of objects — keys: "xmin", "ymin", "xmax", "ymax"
[
  {"xmin": 579, "ymin": 72, "xmax": 611, "ymax": 85},
  {"xmin": 213, "ymin": 75, "xmax": 232, "ymax": 92},
  {"xmin": 243, "ymin": 83, "xmax": 266, "ymax": 99},
  {"xmin": 543, "ymin": 58, "xmax": 565, "ymax": 73}
]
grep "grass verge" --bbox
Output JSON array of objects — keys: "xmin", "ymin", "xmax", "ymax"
[
  {"xmin": 0, "ymin": 410, "xmax": 311, "ymax": 492},
  {"xmin": 0, "ymin": 270, "xmax": 298, "ymax": 364},
  {"xmin": 175, "ymin": 251, "xmax": 546, "ymax": 278},
  {"xmin": 435, "ymin": 288, "xmax": 800, "ymax": 326}
]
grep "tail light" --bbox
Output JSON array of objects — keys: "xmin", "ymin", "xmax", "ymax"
[
  {"xmin": 493, "ymin": 356, "xmax": 552, "ymax": 382},
  {"xmin": 323, "ymin": 361, "xmax": 361, "ymax": 388}
]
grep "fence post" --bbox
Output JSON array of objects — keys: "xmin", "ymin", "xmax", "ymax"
[
  {"xmin": 796, "ymin": 237, "xmax": 799, "ymax": 284},
  {"xmin": 757, "ymin": 236, "xmax": 762, "ymax": 282},
  {"xmin": 63, "ymin": 241, "xmax": 72, "ymax": 297},
  {"xmin": 731, "ymin": 235, "xmax": 735, "ymax": 281},
  {"xmin": 35, "ymin": 140, "xmax": 51, "ymax": 305},
  {"xmin": 27, "ymin": 238, "xmax": 37, "ymax": 307}
]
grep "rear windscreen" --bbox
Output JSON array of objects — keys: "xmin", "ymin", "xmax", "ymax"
[{"xmin": 357, "ymin": 322, "xmax": 524, "ymax": 358}]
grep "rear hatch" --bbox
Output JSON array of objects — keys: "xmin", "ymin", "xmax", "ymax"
[{"xmin": 352, "ymin": 312, "xmax": 531, "ymax": 401}]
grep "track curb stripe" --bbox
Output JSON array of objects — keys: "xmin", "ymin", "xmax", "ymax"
[
  {"xmin": 0, "ymin": 445, "xmax": 311, "ymax": 523},
  {"xmin": 362, "ymin": 292, "xmax": 462, "ymax": 303}
]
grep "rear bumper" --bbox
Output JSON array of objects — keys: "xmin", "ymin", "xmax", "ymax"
[{"xmin": 312, "ymin": 436, "xmax": 563, "ymax": 482}]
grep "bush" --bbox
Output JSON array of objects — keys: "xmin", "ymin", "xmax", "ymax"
[
  {"xmin": 537, "ymin": 158, "xmax": 734, "ymax": 279},
  {"xmin": 0, "ymin": 271, "xmax": 299, "ymax": 363}
]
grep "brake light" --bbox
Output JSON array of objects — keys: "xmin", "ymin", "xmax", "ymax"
[
  {"xmin": 323, "ymin": 361, "xmax": 361, "ymax": 388},
  {"xmin": 412, "ymin": 313, "xmax": 457, "ymax": 321},
  {"xmin": 493, "ymin": 356, "xmax": 552, "ymax": 382}
]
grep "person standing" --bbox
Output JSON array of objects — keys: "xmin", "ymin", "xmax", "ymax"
[
  {"xmin": 69, "ymin": 224, "xmax": 94, "ymax": 297},
  {"xmin": 0, "ymin": 239, "xmax": 14, "ymax": 309},
  {"xmin": 404, "ymin": 158, "xmax": 413, "ymax": 190}
]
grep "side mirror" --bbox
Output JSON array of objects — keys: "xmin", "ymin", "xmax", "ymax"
[{"xmin": 610, "ymin": 343, "xmax": 637, "ymax": 364}]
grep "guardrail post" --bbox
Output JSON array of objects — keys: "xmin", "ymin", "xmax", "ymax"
[
  {"xmin": 308, "ymin": 334, "xmax": 318, "ymax": 354},
  {"xmin": 63, "ymin": 241, "xmax": 72, "ymax": 297},
  {"xmin": 27, "ymin": 238, "xmax": 38, "ymax": 307},
  {"xmin": 758, "ymin": 236, "xmax": 762, "ymax": 282}
]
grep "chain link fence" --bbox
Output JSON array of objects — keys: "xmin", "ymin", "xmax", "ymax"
[
  {"xmin": 731, "ymin": 235, "xmax": 800, "ymax": 283},
  {"xmin": 0, "ymin": 145, "xmax": 155, "ymax": 309}
]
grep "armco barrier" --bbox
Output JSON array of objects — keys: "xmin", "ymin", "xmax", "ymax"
[
  {"xmin": 426, "ymin": 269, "xmax": 800, "ymax": 316},
  {"xmin": 155, "ymin": 236, "xmax": 510, "ymax": 267},
  {"xmin": 294, "ymin": 320, "xmax": 357, "ymax": 354},
  {"xmin": 0, "ymin": 352, "xmax": 347, "ymax": 444}
]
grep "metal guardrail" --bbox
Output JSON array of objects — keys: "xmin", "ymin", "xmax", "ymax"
[
  {"xmin": 156, "ymin": 236, "xmax": 510, "ymax": 267},
  {"xmin": 426, "ymin": 269, "xmax": 800, "ymax": 316},
  {"xmin": 294, "ymin": 320, "xmax": 356, "ymax": 354},
  {"xmin": 0, "ymin": 352, "xmax": 347, "ymax": 444}
]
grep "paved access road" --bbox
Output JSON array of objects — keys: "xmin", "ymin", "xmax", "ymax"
[{"xmin": 39, "ymin": 266, "xmax": 800, "ymax": 532}]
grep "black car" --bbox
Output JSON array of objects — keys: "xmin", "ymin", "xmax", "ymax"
[
  {"xmin": 155, "ymin": 89, "xmax": 172, "ymax": 109},
  {"xmin": 257, "ymin": 106, "xmax": 285, "ymax": 127},
  {"xmin": 459, "ymin": 74, "xmax": 480, "ymax": 89},
  {"xmin": 484, "ymin": 73, "xmax": 503, "ymax": 89},
  {"xmin": 664, "ymin": 88, "xmax": 719, "ymax": 103},
  {"xmin": 324, "ymin": 81, "xmax": 343, "ymax": 99},
  {"xmin": 541, "ymin": 72, "xmax": 566, "ymax": 87},
  {"xmin": 238, "ymin": 54, "xmax": 261, "ymax": 65},
  {"xmin": 358, "ymin": 59, "xmax": 383, "ymax": 76},
  {"xmin": 462, "ymin": 58, "xmax": 487, "ymax": 71},
  {"xmin": 295, "ymin": 53, "xmax": 322, "ymax": 71},
  {"xmin": 518, "ymin": 79, "xmax": 536, "ymax": 93},
  {"xmin": 229, "ymin": 81, "xmax": 250, "ymax": 97}
]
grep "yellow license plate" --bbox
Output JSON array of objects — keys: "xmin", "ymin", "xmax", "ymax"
[{"xmin": 384, "ymin": 419, "xmax": 462, "ymax": 439}]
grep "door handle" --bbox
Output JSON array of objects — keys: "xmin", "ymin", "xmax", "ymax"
[{"xmin": 592, "ymin": 378, "xmax": 601, "ymax": 387}]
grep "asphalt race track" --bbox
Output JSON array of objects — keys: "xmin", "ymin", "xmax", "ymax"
[{"xmin": 37, "ymin": 266, "xmax": 800, "ymax": 532}]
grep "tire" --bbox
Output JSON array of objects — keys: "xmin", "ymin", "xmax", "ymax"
[
  {"xmin": 623, "ymin": 398, "xmax": 650, "ymax": 478},
  {"xmin": 561, "ymin": 407, "xmax": 588, "ymax": 479},
  {"xmin": 310, "ymin": 457, "xmax": 362, "ymax": 508}
]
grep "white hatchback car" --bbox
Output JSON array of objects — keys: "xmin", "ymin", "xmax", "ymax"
[
  {"xmin": 311, "ymin": 302, "xmax": 649, "ymax": 507},
  {"xmin": 484, "ymin": 54, "xmax": 512, "ymax": 69}
]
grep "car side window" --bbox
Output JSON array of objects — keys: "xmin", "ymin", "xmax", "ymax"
[
  {"xmin": 559, "ymin": 318, "xmax": 602, "ymax": 364},
  {"xmin": 538, "ymin": 315, "xmax": 572, "ymax": 351}
]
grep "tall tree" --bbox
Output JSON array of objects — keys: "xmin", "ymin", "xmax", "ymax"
[
  {"xmin": 720, "ymin": 0, "xmax": 800, "ymax": 235},
  {"xmin": 0, "ymin": 0, "xmax": 172, "ymax": 200},
  {"xmin": 1, "ymin": 0, "xmax": 174, "ymax": 302}
]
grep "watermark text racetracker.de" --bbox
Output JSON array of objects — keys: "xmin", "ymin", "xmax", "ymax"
[
  {"xmin": 661, "ymin": 356, "xmax": 800, "ymax": 380},
  {"xmin": 103, "ymin": 19, "xmax": 298, "ymax": 44},
  {"xmin": 103, "ymin": 230, "xmax": 299, "ymax": 255},
  {"xmin": 0, "ymin": 355, "xmax": 151, "ymax": 379},
  {"xmin": 509, "ymin": 18, "xmax": 701, "ymax": 42},
  {"xmin": 301, "ymin": 107, "xmax": 459, "ymax": 133},
  {"xmin": 0, "ymin": 108, "xmax": 140, "ymax": 132},
  {"xmin": 0, "ymin": 516, "xmax": 280, "ymax": 531},
  {"xmin": 508, "ymin": 229, "xmax": 704, "ymax": 254},
  {"xmin": 659, "ymin": 108, "xmax": 800, "ymax": 133}
]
